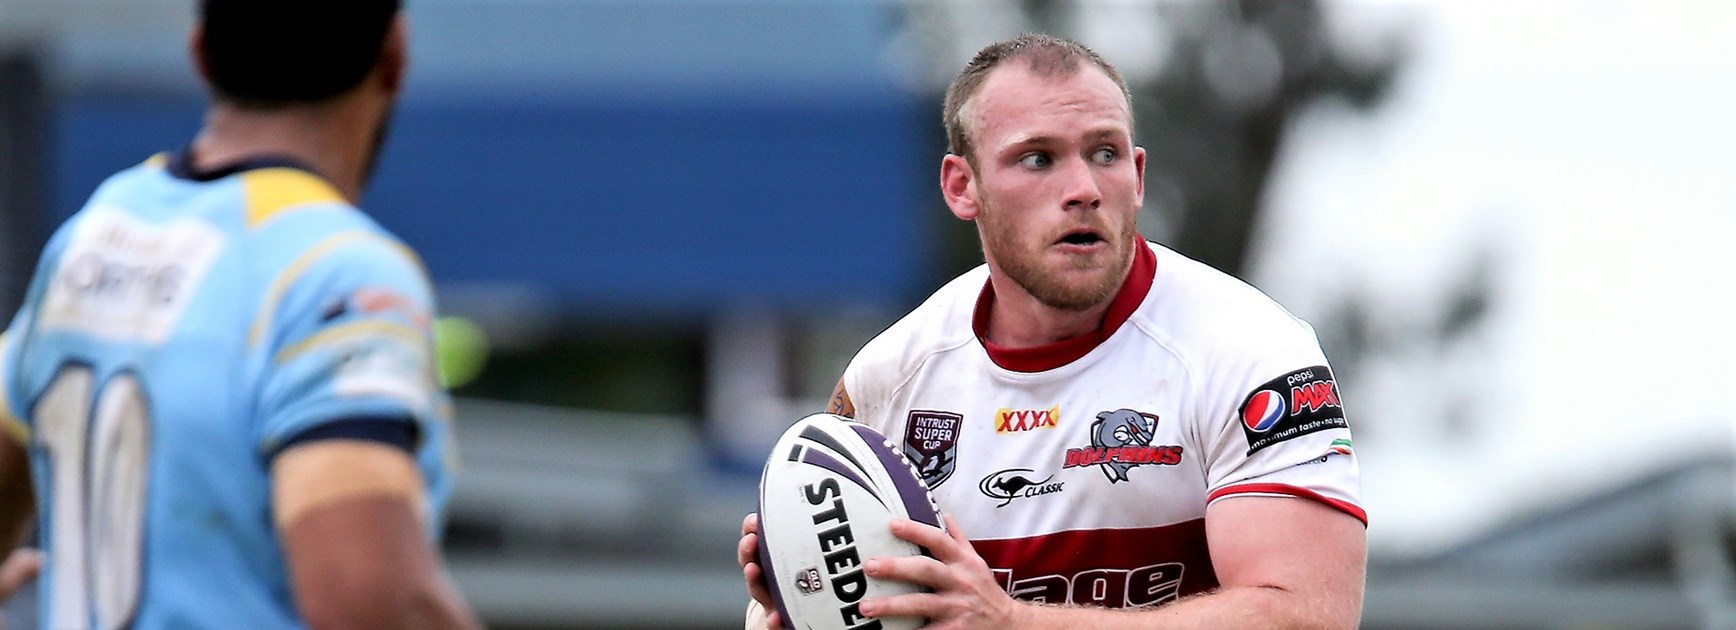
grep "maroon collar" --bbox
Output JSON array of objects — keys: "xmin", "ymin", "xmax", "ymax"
[{"xmin": 973, "ymin": 242, "xmax": 1156, "ymax": 372}]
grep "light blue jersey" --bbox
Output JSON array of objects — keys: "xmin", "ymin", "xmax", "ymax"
[{"xmin": 0, "ymin": 152, "xmax": 455, "ymax": 629}]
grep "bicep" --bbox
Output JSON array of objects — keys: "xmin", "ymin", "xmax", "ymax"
[
  {"xmin": 272, "ymin": 440, "xmax": 435, "ymax": 623},
  {"xmin": 1205, "ymin": 496, "xmax": 1366, "ymax": 623},
  {"xmin": 271, "ymin": 439, "xmax": 427, "ymax": 530}
]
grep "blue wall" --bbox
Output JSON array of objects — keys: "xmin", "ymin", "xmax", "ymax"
[{"xmin": 52, "ymin": 91, "xmax": 934, "ymax": 317}]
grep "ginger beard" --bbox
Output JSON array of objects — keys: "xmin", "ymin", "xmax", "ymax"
[{"xmin": 974, "ymin": 185, "xmax": 1137, "ymax": 313}]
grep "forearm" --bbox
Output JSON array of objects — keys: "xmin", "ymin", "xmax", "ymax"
[
  {"xmin": 288, "ymin": 504, "xmax": 478, "ymax": 630},
  {"xmin": 301, "ymin": 574, "xmax": 475, "ymax": 630},
  {"xmin": 1014, "ymin": 585, "xmax": 1357, "ymax": 630}
]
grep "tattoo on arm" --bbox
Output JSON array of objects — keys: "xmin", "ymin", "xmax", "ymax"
[{"xmin": 826, "ymin": 378, "xmax": 854, "ymax": 417}]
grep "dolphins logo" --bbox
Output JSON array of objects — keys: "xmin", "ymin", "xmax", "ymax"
[{"xmin": 1090, "ymin": 409, "xmax": 1158, "ymax": 483}]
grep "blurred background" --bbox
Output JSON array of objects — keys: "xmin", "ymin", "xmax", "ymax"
[{"xmin": 1, "ymin": 0, "xmax": 1733, "ymax": 628}]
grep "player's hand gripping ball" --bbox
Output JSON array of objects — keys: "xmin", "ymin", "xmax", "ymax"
[{"xmin": 756, "ymin": 413, "xmax": 945, "ymax": 630}]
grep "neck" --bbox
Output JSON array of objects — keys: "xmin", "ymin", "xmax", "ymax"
[
  {"xmin": 189, "ymin": 97, "xmax": 377, "ymax": 203},
  {"xmin": 981, "ymin": 269, "xmax": 1125, "ymax": 348}
]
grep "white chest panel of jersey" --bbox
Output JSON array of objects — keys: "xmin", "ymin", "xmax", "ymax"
[
  {"xmin": 843, "ymin": 242, "xmax": 1364, "ymax": 608},
  {"xmin": 895, "ymin": 338, "xmax": 1201, "ymax": 533}
]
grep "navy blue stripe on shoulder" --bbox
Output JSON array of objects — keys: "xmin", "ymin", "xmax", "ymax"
[{"xmin": 271, "ymin": 415, "xmax": 419, "ymax": 460}]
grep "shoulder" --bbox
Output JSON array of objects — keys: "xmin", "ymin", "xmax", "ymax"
[
  {"xmin": 239, "ymin": 171, "xmax": 425, "ymax": 298},
  {"xmin": 239, "ymin": 168, "xmax": 408, "ymax": 259},
  {"xmin": 244, "ymin": 196, "xmax": 431, "ymax": 354},
  {"xmin": 845, "ymin": 265, "xmax": 986, "ymax": 402},
  {"xmin": 1131, "ymin": 243, "xmax": 1324, "ymax": 368}
]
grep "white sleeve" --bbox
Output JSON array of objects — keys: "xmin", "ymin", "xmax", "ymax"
[{"xmin": 1193, "ymin": 320, "xmax": 1365, "ymax": 524}]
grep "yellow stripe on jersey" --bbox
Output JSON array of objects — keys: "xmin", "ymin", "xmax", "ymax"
[
  {"xmin": 242, "ymin": 168, "xmax": 345, "ymax": 229},
  {"xmin": 273, "ymin": 320, "xmax": 426, "ymax": 366},
  {"xmin": 143, "ymin": 153, "xmax": 169, "ymax": 169},
  {"xmin": 249, "ymin": 231, "xmax": 431, "ymax": 350},
  {"xmin": 249, "ymin": 230, "xmax": 375, "ymax": 348},
  {"xmin": 0, "ymin": 333, "xmax": 29, "ymax": 444}
]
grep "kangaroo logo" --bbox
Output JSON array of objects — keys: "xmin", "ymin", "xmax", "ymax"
[{"xmin": 978, "ymin": 468, "xmax": 1064, "ymax": 508}]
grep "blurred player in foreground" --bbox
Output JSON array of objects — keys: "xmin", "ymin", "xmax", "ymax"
[
  {"xmin": 0, "ymin": 1, "xmax": 478, "ymax": 627},
  {"xmin": 741, "ymin": 34, "xmax": 1365, "ymax": 628}
]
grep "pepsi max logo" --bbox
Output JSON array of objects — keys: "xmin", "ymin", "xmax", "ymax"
[
  {"xmin": 1289, "ymin": 380, "xmax": 1341, "ymax": 414},
  {"xmin": 1241, "ymin": 390, "xmax": 1285, "ymax": 432},
  {"xmin": 1237, "ymin": 366, "xmax": 1349, "ymax": 456}
]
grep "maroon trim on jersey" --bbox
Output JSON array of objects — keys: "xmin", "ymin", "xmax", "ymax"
[
  {"xmin": 1208, "ymin": 483, "xmax": 1369, "ymax": 526},
  {"xmin": 974, "ymin": 242, "xmax": 1157, "ymax": 373},
  {"xmin": 970, "ymin": 519, "xmax": 1218, "ymax": 608}
]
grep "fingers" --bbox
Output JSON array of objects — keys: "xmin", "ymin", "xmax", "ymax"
[
  {"xmin": 859, "ymin": 591, "xmax": 947, "ymax": 621},
  {"xmin": 739, "ymin": 533, "xmax": 776, "ymax": 607},
  {"xmin": 738, "ymin": 513, "xmax": 776, "ymax": 607},
  {"xmin": 0, "ymin": 548, "xmax": 40, "ymax": 600},
  {"xmin": 740, "ymin": 532, "xmax": 776, "ymax": 614},
  {"xmin": 889, "ymin": 518, "xmax": 969, "ymax": 563},
  {"xmin": 745, "ymin": 598, "xmax": 784, "ymax": 630},
  {"xmin": 742, "ymin": 557, "xmax": 775, "ymax": 609},
  {"xmin": 737, "ymin": 529, "xmax": 758, "ymax": 568},
  {"xmin": 864, "ymin": 553, "xmax": 953, "ymax": 591},
  {"xmin": 943, "ymin": 513, "xmax": 969, "ymax": 544}
]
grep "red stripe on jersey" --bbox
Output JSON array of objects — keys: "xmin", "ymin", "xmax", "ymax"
[
  {"xmin": 974, "ymin": 241, "xmax": 1157, "ymax": 373},
  {"xmin": 1207, "ymin": 483, "xmax": 1369, "ymax": 525},
  {"xmin": 968, "ymin": 519, "xmax": 1218, "ymax": 608}
]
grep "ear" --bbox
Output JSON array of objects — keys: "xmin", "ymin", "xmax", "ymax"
[
  {"xmin": 1132, "ymin": 145, "xmax": 1147, "ymax": 208},
  {"xmin": 189, "ymin": 21, "xmax": 213, "ymax": 85},
  {"xmin": 940, "ymin": 153, "xmax": 981, "ymax": 221},
  {"xmin": 375, "ymin": 16, "xmax": 409, "ymax": 95}
]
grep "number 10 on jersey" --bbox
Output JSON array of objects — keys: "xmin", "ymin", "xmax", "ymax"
[{"xmin": 35, "ymin": 364, "xmax": 150, "ymax": 630}]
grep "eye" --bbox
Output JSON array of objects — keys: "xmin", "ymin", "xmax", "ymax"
[
  {"xmin": 1091, "ymin": 147, "xmax": 1117, "ymax": 164},
  {"xmin": 1018, "ymin": 153, "xmax": 1052, "ymax": 169}
]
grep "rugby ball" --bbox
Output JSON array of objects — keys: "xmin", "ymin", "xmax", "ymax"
[{"xmin": 756, "ymin": 413, "xmax": 944, "ymax": 630}]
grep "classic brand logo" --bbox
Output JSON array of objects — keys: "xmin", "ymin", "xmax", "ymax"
[
  {"xmin": 978, "ymin": 468, "xmax": 1064, "ymax": 508},
  {"xmin": 995, "ymin": 406, "xmax": 1059, "ymax": 434}
]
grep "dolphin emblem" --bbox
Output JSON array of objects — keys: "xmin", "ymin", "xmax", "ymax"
[{"xmin": 1091, "ymin": 409, "xmax": 1157, "ymax": 483}]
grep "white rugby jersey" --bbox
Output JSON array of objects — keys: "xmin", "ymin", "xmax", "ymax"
[{"xmin": 842, "ymin": 241, "xmax": 1362, "ymax": 608}]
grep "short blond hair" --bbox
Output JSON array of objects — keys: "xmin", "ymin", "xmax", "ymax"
[{"xmin": 942, "ymin": 34, "xmax": 1134, "ymax": 165}]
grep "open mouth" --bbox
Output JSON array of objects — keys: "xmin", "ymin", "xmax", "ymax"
[{"xmin": 1057, "ymin": 229, "xmax": 1105, "ymax": 247}]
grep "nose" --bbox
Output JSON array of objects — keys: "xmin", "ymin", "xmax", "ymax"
[{"xmin": 1060, "ymin": 158, "xmax": 1102, "ymax": 211}]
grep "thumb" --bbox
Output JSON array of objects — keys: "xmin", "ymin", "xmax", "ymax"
[{"xmin": 0, "ymin": 548, "xmax": 42, "ymax": 601}]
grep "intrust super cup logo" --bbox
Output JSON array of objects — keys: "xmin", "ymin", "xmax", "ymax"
[
  {"xmin": 1241, "ymin": 391, "xmax": 1285, "ymax": 432},
  {"xmin": 903, "ymin": 410, "xmax": 962, "ymax": 488},
  {"xmin": 1237, "ymin": 365, "xmax": 1349, "ymax": 456}
]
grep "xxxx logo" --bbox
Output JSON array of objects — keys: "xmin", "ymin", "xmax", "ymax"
[{"xmin": 996, "ymin": 405, "xmax": 1059, "ymax": 434}]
